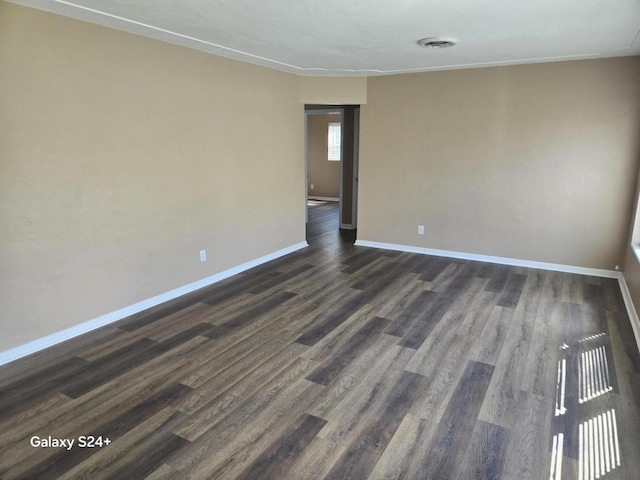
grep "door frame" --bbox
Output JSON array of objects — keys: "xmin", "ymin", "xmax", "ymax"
[{"xmin": 351, "ymin": 107, "xmax": 360, "ymax": 229}]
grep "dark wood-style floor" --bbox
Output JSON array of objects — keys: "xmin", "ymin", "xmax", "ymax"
[{"xmin": 1, "ymin": 200, "xmax": 640, "ymax": 479}]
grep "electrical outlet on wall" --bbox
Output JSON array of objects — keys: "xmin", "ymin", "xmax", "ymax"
[
  {"xmin": 310, "ymin": 184, "xmax": 314, "ymax": 190},
  {"xmin": 200, "ymin": 250, "xmax": 207, "ymax": 262},
  {"xmin": 418, "ymin": 225, "xmax": 424, "ymax": 235}
]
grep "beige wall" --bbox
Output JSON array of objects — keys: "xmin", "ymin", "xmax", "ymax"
[
  {"xmin": 300, "ymin": 76, "xmax": 367, "ymax": 105},
  {"xmin": 358, "ymin": 57, "xmax": 640, "ymax": 269},
  {"xmin": 0, "ymin": 2, "xmax": 304, "ymax": 353},
  {"xmin": 307, "ymin": 114, "xmax": 341, "ymax": 198}
]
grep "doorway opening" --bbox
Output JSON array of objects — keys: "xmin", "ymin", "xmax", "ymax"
[{"xmin": 304, "ymin": 105, "xmax": 360, "ymax": 246}]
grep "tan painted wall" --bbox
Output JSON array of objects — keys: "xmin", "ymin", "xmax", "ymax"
[
  {"xmin": 300, "ymin": 76, "xmax": 367, "ymax": 105},
  {"xmin": 0, "ymin": 2, "xmax": 304, "ymax": 353},
  {"xmin": 358, "ymin": 57, "xmax": 640, "ymax": 269},
  {"xmin": 307, "ymin": 114, "xmax": 341, "ymax": 198}
]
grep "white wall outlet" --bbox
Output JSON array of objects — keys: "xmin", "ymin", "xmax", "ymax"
[
  {"xmin": 310, "ymin": 184, "xmax": 314, "ymax": 190},
  {"xmin": 200, "ymin": 250, "xmax": 206, "ymax": 262},
  {"xmin": 418, "ymin": 225, "xmax": 424, "ymax": 235}
]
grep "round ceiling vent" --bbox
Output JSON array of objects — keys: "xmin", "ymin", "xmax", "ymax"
[{"xmin": 417, "ymin": 37, "xmax": 456, "ymax": 49}]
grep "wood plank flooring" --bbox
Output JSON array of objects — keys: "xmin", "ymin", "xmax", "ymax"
[{"xmin": 1, "ymin": 200, "xmax": 640, "ymax": 479}]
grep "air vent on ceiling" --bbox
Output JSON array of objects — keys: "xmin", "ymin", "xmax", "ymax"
[{"xmin": 417, "ymin": 37, "xmax": 456, "ymax": 49}]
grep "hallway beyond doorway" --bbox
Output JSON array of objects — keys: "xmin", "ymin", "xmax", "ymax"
[{"xmin": 306, "ymin": 200, "xmax": 355, "ymax": 248}]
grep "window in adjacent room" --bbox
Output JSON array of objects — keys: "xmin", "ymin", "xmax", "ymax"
[
  {"xmin": 328, "ymin": 123, "xmax": 341, "ymax": 161},
  {"xmin": 632, "ymin": 192, "xmax": 640, "ymax": 262}
]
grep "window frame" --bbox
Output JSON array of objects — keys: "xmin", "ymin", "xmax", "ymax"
[{"xmin": 327, "ymin": 122, "xmax": 341, "ymax": 161}]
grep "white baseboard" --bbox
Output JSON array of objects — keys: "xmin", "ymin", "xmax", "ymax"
[
  {"xmin": 308, "ymin": 196, "xmax": 339, "ymax": 202},
  {"xmin": 0, "ymin": 241, "xmax": 308, "ymax": 367},
  {"xmin": 354, "ymin": 239, "xmax": 640, "ymax": 353},
  {"xmin": 616, "ymin": 274, "xmax": 640, "ymax": 354},
  {"xmin": 354, "ymin": 240, "xmax": 619, "ymax": 278}
]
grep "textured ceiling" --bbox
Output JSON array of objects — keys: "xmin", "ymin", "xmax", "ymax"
[{"xmin": 9, "ymin": 0, "xmax": 640, "ymax": 76}]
